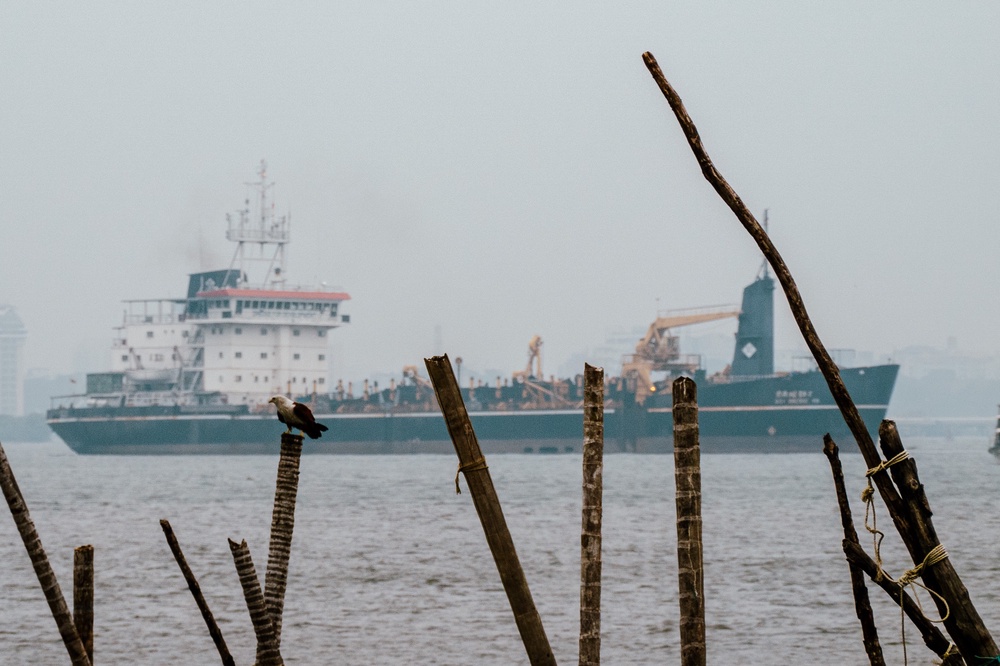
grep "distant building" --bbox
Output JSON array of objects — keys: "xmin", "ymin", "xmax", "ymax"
[{"xmin": 0, "ymin": 306, "xmax": 27, "ymax": 416}]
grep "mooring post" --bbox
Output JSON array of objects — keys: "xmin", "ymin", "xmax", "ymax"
[
  {"xmin": 0, "ymin": 441, "xmax": 91, "ymax": 666},
  {"xmin": 160, "ymin": 519, "xmax": 236, "ymax": 666},
  {"xmin": 841, "ymin": 541, "xmax": 960, "ymax": 662},
  {"xmin": 822, "ymin": 436, "xmax": 885, "ymax": 666},
  {"xmin": 879, "ymin": 421, "xmax": 993, "ymax": 662},
  {"xmin": 73, "ymin": 545, "xmax": 95, "ymax": 665},
  {"xmin": 424, "ymin": 354, "xmax": 557, "ymax": 666},
  {"xmin": 229, "ymin": 538, "xmax": 283, "ymax": 666},
  {"xmin": 579, "ymin": 364, "xmax": 604, "ymax": 666},
  {"xmin": 263, "ymin": 432, "xmax": 304, "ymax": 655},
  {"xmin": 672, "ymin": 377, "xmax": 705, "ymax": 666}
]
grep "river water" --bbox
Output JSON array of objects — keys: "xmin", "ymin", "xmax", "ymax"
[{"xmin": 0, "ymin": 436, "xmax": 998, "ymax": 665}]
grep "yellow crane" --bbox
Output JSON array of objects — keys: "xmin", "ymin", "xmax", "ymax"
[{"xmin": 622, "ymin": 305, "xmax": 740, "ymax": 404}]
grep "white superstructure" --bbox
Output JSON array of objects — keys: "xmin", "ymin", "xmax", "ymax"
[{"xmin": 103, "ymin": 162, "xmax": 350, "ymax": 408}]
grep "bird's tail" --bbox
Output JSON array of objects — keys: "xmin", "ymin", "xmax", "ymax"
[{"xmin": 306, "ymin": 423, "xmax": 330, "ymax": 439}]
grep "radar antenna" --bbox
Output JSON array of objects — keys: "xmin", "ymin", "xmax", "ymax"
[{"xmin": 225, "ymin": 159, "xmax": 291, "ymax": 288}]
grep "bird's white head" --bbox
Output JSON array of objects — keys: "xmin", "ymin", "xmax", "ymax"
[{"xmin": 269, "ymin": 395, "xmax": 292, "ymax": 408}]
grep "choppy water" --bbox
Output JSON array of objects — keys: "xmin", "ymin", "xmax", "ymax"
[{"xmin": 0, "ymin": 436, "xmax": 998, "ymax": 665}]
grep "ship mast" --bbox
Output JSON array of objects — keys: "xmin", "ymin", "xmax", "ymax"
[{"xmin": 225, "ymin": 159, "xmax": 290, "ymax": 288}]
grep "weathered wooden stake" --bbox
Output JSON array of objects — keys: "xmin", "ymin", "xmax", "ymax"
[
  {"xmin": 842, "ymin": 541, "xmax": 963, "ymax": 664},
  {"xmin": 642, "ymin": 51, "xmax": 998, "ymax": 662},
  {"xmin": 160, "ymin": 519, "xmax": 235, "ymax": 666},
  {"xmin": 822, "ymin": 435, "xmax": 885, "ymax": 666},
  {"xmin": 579, "ymin": 364, "xmax": 604, "ymax": 666},
  {"xmin": 0, "ymin": 441, "xmax": 91, "ymax": 666},
  {"xmin": 263, "ymin": 432, "xmax": 304, "ymax": 656},
  {"xmin": 229, "ymin": 538, "xmax": 283, "ymax": 666},
  {"xmin": 424, "ymin": 354, "xmax": 557, "ymax": 666},
  {"xmin": 879, "ymin": 421, "xmax": 987, "ymax": 661},
  {"xmin": 672, "ymin": 377, "xmax": 705, "ymax": 666},
  {"xmin": 73, "ymin": 545, "xmax": 95, "ymax": 665}
]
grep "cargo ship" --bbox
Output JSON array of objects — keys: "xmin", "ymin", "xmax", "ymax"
[{"xmin": 46, "ymin": 166, "xmax": 898, "ymax": 454}]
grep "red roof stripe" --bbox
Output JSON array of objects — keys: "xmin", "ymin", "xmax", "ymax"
[{"xmin": 197, "ymin": 288, "xmax": 351, "ymax": 301}]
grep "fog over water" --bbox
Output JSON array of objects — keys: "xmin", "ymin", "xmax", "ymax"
[{"xmin": 1, "ymin": 3, "xmax": 998, "ymax": 386}]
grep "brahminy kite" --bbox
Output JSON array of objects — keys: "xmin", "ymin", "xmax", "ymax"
[{"xmin": 268, "ymin": 395, "xmax": 329, "ymax": 439}]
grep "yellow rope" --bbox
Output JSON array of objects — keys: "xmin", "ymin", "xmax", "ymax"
[
  {"xmin": 454, "ymin": 458, "xmax": 489, "ymax": 494},
  {"xmin": 860, "ymin": 450, "xmax": 951, "ymax": 664},
  {"xmin": 866, "ymin": 450, "xmax": 910, "ymax": 479},
  {"xmin": 861, "ymin": 450, "xmax": 911, "ymax": 580}
]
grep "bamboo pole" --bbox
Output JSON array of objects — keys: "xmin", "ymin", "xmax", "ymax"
[
  {"xmin": 263, "ymin": 432, "xmax": 304, "ymax": 655},
  {"xmin": 424, "ymin": 354, "xmax": 557, "ymax": 666},
  {"xmin": 0, "ymin": 441, "xmax": 91, "ymax": 666},
  {"xmin": 641, "ymin": 51, "xmax": 998, "ymax": 661},
  {"xmin": 160, "ymin": 520, "xmax": 235, "ymax": 666},
  {"xmin": 73, "ymin": 545, "xmax": 94, "ymax": 665},
  {"xmin": 579, "ymin": 364, "xmax": 604, "ymax": 666},
  {"xmin": 229, "ymin": 538, "xmax": 283, "ymax": 666},
  {"xmin": 672, "ymin": 377, "xmax": 705, "ymax": 666},
  {"xmin": 822, "ymin": 436, "xmax": 885, "ymax": 666}
]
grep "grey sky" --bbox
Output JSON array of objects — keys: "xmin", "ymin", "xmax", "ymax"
[{"xmin": 1, "ymin": 3, "xmax": 997, "ymax": 384}]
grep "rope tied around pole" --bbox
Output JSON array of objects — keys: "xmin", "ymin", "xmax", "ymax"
[
  {"xmin": 455, "ymin": 458, "xmax": 489, "ymax": 494},
  {"xmin": 861, "ymin": 449, "xmax": 952, "ymax": 664},
  {"xmin": 861, "ymin": 450, "xmax": 911, "ymax": 581}
]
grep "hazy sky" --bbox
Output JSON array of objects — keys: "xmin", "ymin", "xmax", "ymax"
[{"xmin": 1, "ymin": 3, "xmax": 998, "ymax": 384}]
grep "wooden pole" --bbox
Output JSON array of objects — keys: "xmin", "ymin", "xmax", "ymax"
[
  {"xmin": 672, "ymin": 377, "xmax": 705, "ymax": 666},
  {"xmin": 73, "ymin": 545, "xmax": 95, "ymax": 665},
  {"xmin": 879, "ymin": 421, "xmax": 990, "ymax": 661},
  {"xmin": 579, "ymin": 364, "xmax": 604, "ymax": 666},
  {"xmin": 263, "ymin": 432, "xmax": 304, "ymax": 654},
  {"xmin": 822, "ymin": 436, "xmax": 885, "ymax": 666},
  {"xmin": 424, "ymin": 354, "xmax": 557, "ymax": 666},
  {"xmin": 842, "ymin": 541, "xmax": 963, "ymax": 664},
  {"xmin": 160, "ymin": 520, "xmax": 236, "ymax": 666},
  {"xmin": 229, "ymin": 538, "xmax": 283, "ymax": 666},
  {"xmin": 641, "ymin": 51, "xmax": 998, "ymax": 661},
  {"xmin": 0, "ymin": 441, "xmax": 91, "ymax": 666}
]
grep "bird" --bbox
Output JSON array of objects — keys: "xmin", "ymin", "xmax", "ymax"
[{"xmin": 268, "ymin": 395, "xmax": 329, "ymax": 439}]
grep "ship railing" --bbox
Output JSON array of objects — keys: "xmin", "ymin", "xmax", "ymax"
[
  {"xmin": 122, "ymin": 313, "xmax": 187, "ymax": 325},
  {"xmin": 225, "ymin": 227, "xmax": 290, "ymax": 243}
]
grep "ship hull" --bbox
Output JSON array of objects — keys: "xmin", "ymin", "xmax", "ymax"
[{"xmin": 47, "ymin": 365, "xmax": 898, "ymax": 455}]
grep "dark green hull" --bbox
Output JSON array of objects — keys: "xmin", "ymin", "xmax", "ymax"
[{"xmin": 47, "ymin": 364, "xmax": 898, "ymax": 454}]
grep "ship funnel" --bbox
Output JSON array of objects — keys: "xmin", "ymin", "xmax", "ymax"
[{"xmin": 731, "ymin": 275, "xmax": 774, "ymax": 377}]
